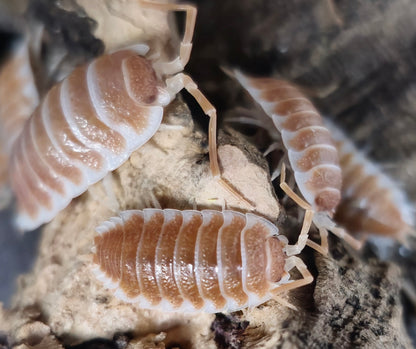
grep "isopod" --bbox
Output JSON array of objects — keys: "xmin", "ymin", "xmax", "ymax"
[
  {"xmin": 327, "ymin": 121, "xmax": 415, "ymax": 242},
  {"xmin": 0, "ymin": 39, "xmax": 39, "ymax": 208},
  {"xmin": 232, "ymin": 72, "xmax": 362, "ymax": 251},
  {"xmin": 9, "ymin": 2, "xmax": 236, "ymax": 231},
  {"xmin": 92, "ymin": 209, "xmax": 313, "ymax": 313}
]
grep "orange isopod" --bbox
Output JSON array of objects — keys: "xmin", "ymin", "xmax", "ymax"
[
  {"xmin": 328, "ymin": 122, "xmax": 415, "ymax": 242},
  {"xmin": 8, "ymin": 2, "xmax": 232, "ymax": 231},
  {"xmin": 92, "ymin": 209, "xmax": 312, "ymax": 313},
  {"xmin": 232, "ymin": 72, "xmax": 362, "ymax": 251},
  {"xmin": 0, "ymin": 39, "xmax": 39, "ymax": 209},
  {"xmin": 233, "ymin": 72, "xmax": 342, "ymax": 214}
]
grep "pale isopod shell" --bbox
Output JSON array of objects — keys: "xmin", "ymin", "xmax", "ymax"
[
  {"xmin": 0, "ymin": 40, "xmax": 39, "ymax": 151},
  {"xmin": 9, "ymin": 49, "xmax": 172, "ymax": 231},
  {"xmin": 92, "ymin": 209, "xmax": 291, "ymax": 313},
  {"xmin": 327, "ymin": 121, "xmax": 415, "ymax": 240},
  {"xmin": 0, "ymin": 40, "xmax": 39, "ymax": 209},
  {"xmin": 234, "ymin": 72, "xmax": 342, "ymax": 213}
]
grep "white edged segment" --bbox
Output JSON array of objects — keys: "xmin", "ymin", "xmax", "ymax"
[
  {"xmin": 109, "ymin": 43, "xmax": 150, "ymax": 56},
  {"xmin": 91, "ymin": 209, "xmax": 312, "ymax": 313},
  {"xmin": 326, "ymin": 119, "xmax": 415, "ymax": 230},
  {"xmin": 87, "ymin": 61, "xmax": 164, "ymax": 157},
  {"xmin": 92, "ymin": 266, "xmax": 119, "ymax": 290}
]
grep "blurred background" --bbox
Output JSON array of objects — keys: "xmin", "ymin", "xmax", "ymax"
[{"xmin": 0, "ymin": 20, "xmax": 41, "ymax": 308}]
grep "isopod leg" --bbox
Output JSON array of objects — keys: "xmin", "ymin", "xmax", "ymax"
[
  {"xmin": 166, "ymin": 73, "xmax": 253, "ymax": 207},
  {"xmin": 285, "ymin": 209, "xmax": 313, "ymax": 256},
  {"xmin": 279, "ymin": 163, "xmax": 353, "ymax": 254},
  {"xmin": 280, "ymin": 163, "xmax": 327, "ymax": 255},
  {"xmin": 329, "ymin": 225, "xmax": 364, "ymax": 250},
  {"xmin": 139, "ymin": 1, "xmax": 196, "ymax": 69},
  {"xmin": 306, "ymin": 227, "xmax": 329, "ymax": 256},
  {"xmin": 271, "ymin": 256, "xmax": 313, "ymax": 294},
  {"xmin": 279, "ymin": 163, "xmax": 311, "ymax": 211},
  {"xmin": 271, "ymin": 294, "xmax": 298, "ymax": 311}
]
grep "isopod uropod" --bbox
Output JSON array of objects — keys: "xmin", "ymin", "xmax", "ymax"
[
  {"xmin": 232, "ymin": 72, "xmax": 362, "ymax": 251},
  {"xmin": 9, "ymin": 1, "xmax": 235, "ymax": 231},
  {"xmin": 327, "ymin": 121, "xmax": 415, "ymax": 242},
  {"xmin": 92, "ymin": 209, "xmax": 312, "ymax": 313}
]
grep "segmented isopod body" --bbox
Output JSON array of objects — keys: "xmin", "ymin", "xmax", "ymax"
[
  {"xmin": 328, "ymin": 122, "xmax": 414, "ymax": 240},
  {"xmin": 234, "ymin": 72, "xmax": 342, "ymax": 213},
  {"xmin": 9, "ymin": 47, "xmax": 170, "ymax": 230},
  {"xmin": 0, "ymin": 40, "xmax": 39, "ymax": 208},
  {"xmin": 92, "ymin": 209, "xmax": 312, "ymax": 313},
  {"xmin": 9, "ymin": 3, "xmax": 228, "ymax": 231},
  {"xmin": 0, "ymin": 40, "xmax": 39, "ymax": 151}
]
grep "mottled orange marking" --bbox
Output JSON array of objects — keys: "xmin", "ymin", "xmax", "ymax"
[
  {"xmin": 260, "ymin": 85, "xmax": 304, "ymax": 103},
  {"xmin": 23, "ymin": 122, "xmax": 65, "ymax": 195},
  {"xmin": 341, "ymin": 163, "xmax": 364, "ymax": 192},
  {"xmin": 219, "ymin": 215, "xmax": 248, "ymax": 306},
  {"xmin": 307, "ymin": 166, "xmax": 342, "ymax": 192},
  {"xmin": 273, "ymin": 98, "xmax": 317, "ymax": 117},
  {"xmin": 47, "ymin": 85, "xmax": 104, "ymax": 170},
  {"xmin": 289, "ymin": 127, "xmax": 334, "ymax": 152},
  {"xmin": 14, "ymin": 133, "xmax": 52, "ymax": 209},
  {"xmin": 250, "ymin": 77, "xmax": 294, "ymax": 90},
  {"xmin": 92, "ymin": 52, "xmax": 152, "ymax": 134},
  {"xmin": 137, "ymin": 212, "xmax": 165, "ymax": 305},
  {"xmin": 335, "ymin": 199, "xmax": 407, "ymax": 237},
  {"xmin": 65, "ymin": 66, "xmax": 126, "ymax": 154},
  {"xmin": 119, "ymin": 213, "xmax": 143, "ymax": 299},
  {"xmin": 94, "ymin": 227, "xmax": 123, "ymax": 282},
  {"xmin": 280, "ymin": 111, "xmax": 322, "ymax": 132},
  {"xmin": 175, "ymin": 213, "xmax": 204, "ymax": 309},
  {"xmin": 243, "ymin": 222, "xmax": 270, "ymax": 297},
  {"xmin": 296, "ymin": 146, "xmax": 339, "ymax": 172},
  {"xmin": 0, "ymin": 47, "xmax": 36, "ymax": 148},
  {"xmin": 266, "ymin": 237, "xmax": 286, "ymax": 283},
  {"xmin": 196, "ymin": 212, "xmax": 227, "ymax": 309},
  {"xmin": 122, "ymin": 54, "xmax": 158, "ymax": 105},
  {"xmin": 155, "ymin": 211, "xmax": 184, "ymax": 308},
  {"xmin": 31, "ymin": 109, "xmax": 83, "ymax": 185},
  {"xmin": 315, "ymin": 190, "xmax": 341, "ymax": 212},
  {"xmin": 9, "ymin": 158, "xmax": 37, "ymax": 217}
]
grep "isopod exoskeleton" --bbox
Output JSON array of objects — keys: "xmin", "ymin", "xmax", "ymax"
[
  {"xmin": 92, "ymin": 209, "xmax": 312, "ymax": 313},
  {"xmin": 0, "ymin": 39, "xmax": 39, "ymax": 151},
  {"xmin": 233, "ymin": 72, "xmax": 342, "ymax": 213},
  {"xmin": 9, "ymin": 2, "xmax": 235, "ymax": 231},
  {"xmin": 232, "ymin": 72, "xmax": 362, "ymax": 252},
  {"xmin": 327, "ymin": 121, "xmax": 415, "ymax": 242},
  {"xmin": 0, "ymin": 39, "xmax": 39, "ymax": 208}
]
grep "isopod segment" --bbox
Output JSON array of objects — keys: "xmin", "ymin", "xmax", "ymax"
[
  {"xmin": 9, "ymin": 1, "xmax": 242, "ymax": 231},
  {"xmin": 0, "ymin": 39, "xmax": 39, "ymax": 209},
  {"xmin": 327, "ymin": 121, "xmax": 415, "ymax": 242},
  {"xmin": 233, "ymin": 72, "xmax": 342, "ymax": 213},
  {"xmin": 9, "ymin": 49, "xmax": 167, "ymax": 231},
  {"xmin": 0, "ymin": 39, "xmax": 39, "ymax": 152},
  {"xmin": 92, "ymin": 209, "xmax": 313, "ymax": 313},
  {"xmin": 231, "ymin": 72, "xmax": 362, "ymax": 252}
]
